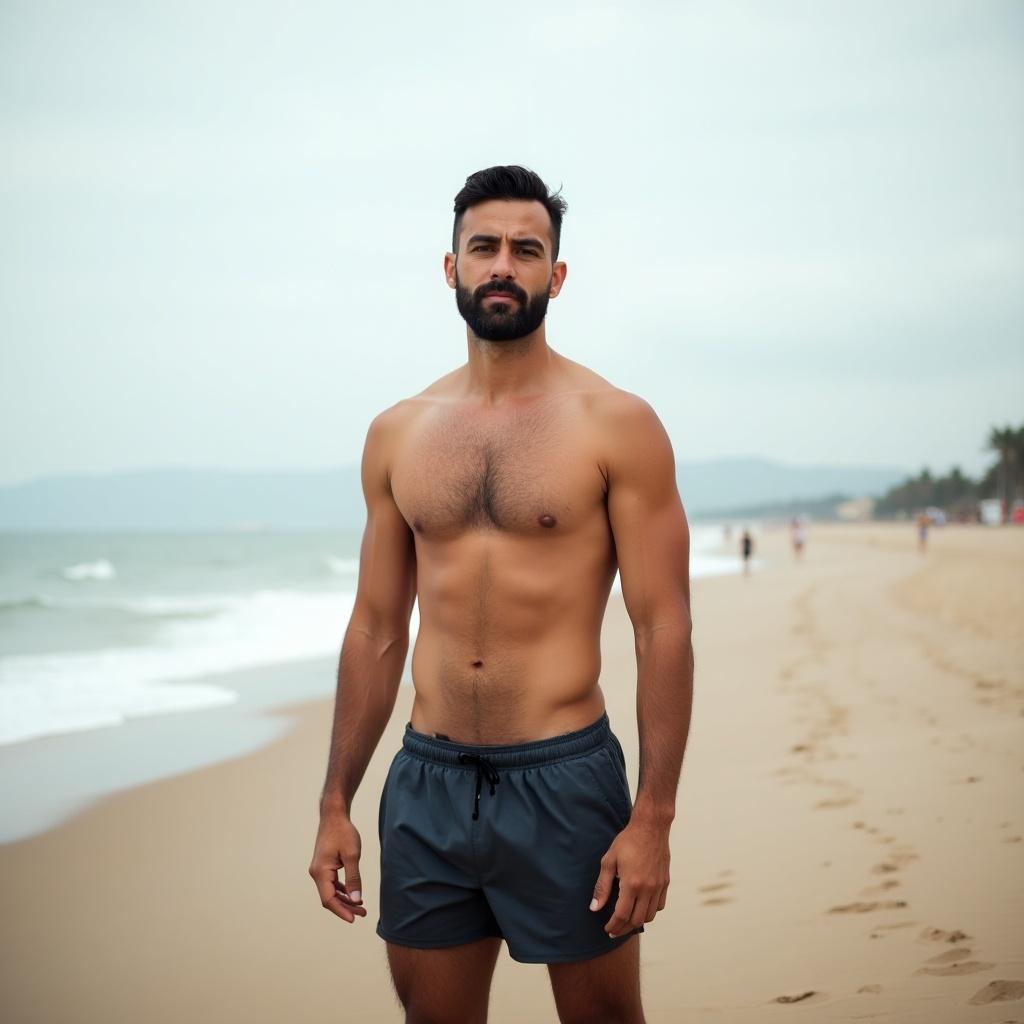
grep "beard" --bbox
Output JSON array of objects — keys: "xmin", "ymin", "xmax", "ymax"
[{"xmin": 455, "ymin": 272, "xmax": 551, "ymax": 342}]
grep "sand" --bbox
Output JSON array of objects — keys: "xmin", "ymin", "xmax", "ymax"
[{"xmin": 1, "ymin": 522, "xmax": 1022, "ymax": 1023}]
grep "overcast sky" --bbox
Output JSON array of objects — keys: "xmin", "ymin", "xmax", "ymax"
[{"xmin": 2, "ymin": 0, "xmax": 1021, "ymax": 486}]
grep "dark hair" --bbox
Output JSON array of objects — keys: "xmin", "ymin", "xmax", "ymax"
[{"xmin": 452, "ymin": 165, "xmax": 568, "ymax": 260}]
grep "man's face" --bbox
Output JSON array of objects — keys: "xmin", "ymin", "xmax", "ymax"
[{"xmin": 444, "ymin": 199, "xmax": 567, "ymax": 342}]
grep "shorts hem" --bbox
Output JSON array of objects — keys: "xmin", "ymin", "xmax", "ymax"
[
  {"xmin": 375, "ymin": 924, "xmax": 504, "ymax": 950},
  {"xmin": 507, "ymin": 927, "xmax": 644, "ymax": 964}
]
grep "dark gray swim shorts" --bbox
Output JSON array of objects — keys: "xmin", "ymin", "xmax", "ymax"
[{"xmin": 375, "ymin": 710, "xmax": 644, "ymax": 964}]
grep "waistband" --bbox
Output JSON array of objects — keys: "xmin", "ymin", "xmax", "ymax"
[{"xmin": 402, "ymin": 711, "xmax": 611, "ymax": 769}]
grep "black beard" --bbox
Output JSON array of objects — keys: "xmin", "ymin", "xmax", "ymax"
[{"xmin": 455, "ymin": 273, "xmax": 551, "ymax": 342}]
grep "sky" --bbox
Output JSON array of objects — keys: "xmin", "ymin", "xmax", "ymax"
[{"xmin": 1, "ymin": 0, "xmax": 1022, "ymax": 486}]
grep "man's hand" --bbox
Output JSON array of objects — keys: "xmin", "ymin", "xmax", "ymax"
[
  {"xmin": 589, "ymin": 818, "xmax": 670, "ymax": 937},
  {"xmin": 309, "ymin": 812, "xmax": 368, "ymax": 923}
]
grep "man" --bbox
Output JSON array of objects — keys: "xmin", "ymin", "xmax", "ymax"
[
  {"xmin": 309, "ymin": 166, "xmax": 693, "ymax": 1024},
  {"xmin": 741, "ymin": 528, "xmax": 754, "ymax": 575},
  {"xmin": 790, "ymin": 517, "xmax": 806, "ymax": 561}
]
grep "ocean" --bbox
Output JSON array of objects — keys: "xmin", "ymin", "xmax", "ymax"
[{"xmin": 0, "ymin": 524, "xmax": 739, "ymax": 841}]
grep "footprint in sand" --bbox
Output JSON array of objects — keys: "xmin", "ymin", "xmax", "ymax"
[
  {"xmin": 828, "ymin": 900, "xmax": 907, "ymax": 914},
  {"xmin": 816, "ymin": 795, "xmax": 859, "ymax": 809},
  {"xmin": 860, "ymin": 879, "xmax": 901, "ymax": 897},
  {"xmin": 974, "ymin": 678, "xmax": 1004, "ymax": 691},
  {"xmin": 872, "ymin": 849, "xmax": 918, "ymax": 874},
  {"xmin": 916, "ymin": 961, "xmax": 995, "ymax": 977},
  {"xmin": 772, "ymin": 991, "xmax": 826, "ymax": 1005},
  {"xmin": 698, "ymin": 877, "xmax": 734, "ymax": 906},
  {"xmin": 857, "ymin": 984, "xmax": 883, "ymax": 994},
  {"xmin": 919, "ymin": 926, "xmax": 971, "ymax": 944},
  {"xmin": 925, "ymin": 948, "xmax": 974, "ymax": 965},
  {"xmin": 967, "ymin": 980, "xmax": 1024, "ymax": 1005}
]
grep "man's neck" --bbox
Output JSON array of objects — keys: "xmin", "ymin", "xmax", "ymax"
[{"xmin": 463, "ymin": 327, "xmax": 555, "ymax": 404}]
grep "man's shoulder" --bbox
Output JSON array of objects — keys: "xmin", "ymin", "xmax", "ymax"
[
  {"xmin": 581, "ymin": 381, "xmax": 662, "ymax": 434},
  {"xmin": 556, "ymin": 356, "xmax": 657, "ymax": 422},
  {"xmin": 575, "ymin": 378, "xmax": 674, "ymax": 478},
  {"xmin": 368, "ymin": 374, "xmax": 456, "ymax": 433}
]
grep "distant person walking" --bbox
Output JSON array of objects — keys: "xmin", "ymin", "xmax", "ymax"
[
  {"xmin": 740, "ymin": 528, "xmax": 754, "ymax": 576},
  {"xmin": 790, "ymin": 517, "xmax": 807, "ymax": 561},
  {"xmin": 916, "ymin": 511, "xmax": 929, "ymax": 553}
]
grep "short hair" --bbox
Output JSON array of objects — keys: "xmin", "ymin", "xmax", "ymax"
[{"xmin": 452, "ymin": 165, "xmax": 568, "ymax": 260}]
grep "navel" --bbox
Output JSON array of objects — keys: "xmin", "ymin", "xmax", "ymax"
[
  {"xmin": 539, "ymin": 514, "xmax": 557, "ymax": 528},
  {"xmin": 471, "ymin": 660, "xmax": 484, "ymax": 669}
]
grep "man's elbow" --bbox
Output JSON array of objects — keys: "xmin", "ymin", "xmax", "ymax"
[
  {"xmin": 345, "ymin": 614, "xmax": 411, "ymax": 659},
  {"xmin": 634, "ymin": 607, "xmax": 692, "ymax": 654}
]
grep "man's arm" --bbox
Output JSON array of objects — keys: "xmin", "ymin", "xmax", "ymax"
[
  {"xmin": 319, "ymin": 407, "xmax": 416, "ymax": 814},
  {"xmin": 309, "ymin": 406, "xmax": 417, "ymax": 922},
  {"xmin": 605, "ymin": 392, "xmax": 693, "ymax": 824},
  {"xmin": 589, "ymin": 390, "xmax": 692, "ymax": 936}
]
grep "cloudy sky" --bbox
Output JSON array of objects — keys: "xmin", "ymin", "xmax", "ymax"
[{"xmin": 2, "ymin": 0, "xmax": 1021, "ymax": 486}]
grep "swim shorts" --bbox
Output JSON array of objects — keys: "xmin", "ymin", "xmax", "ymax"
[{"xmin": 375, "ymin": 710, "xmax": 644, "ymax": 963}]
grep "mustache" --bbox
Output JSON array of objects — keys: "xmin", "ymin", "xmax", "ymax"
[{"xmin": 474, "ymin": 281, "xmax": 528, "ymax": 304}]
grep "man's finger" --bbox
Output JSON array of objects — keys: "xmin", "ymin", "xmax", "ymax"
[
  {"xmin": 650, "ymin": 886, "xmax": 667, "ymax": 917},
  {"xmin": 314, "ymin": 869, "xmax": 361, "ymax": 922},
  {"xmin": 589, "ymin": 855, "xmax": 617, "ymax": 912},
  {"xmin": 631, "ymin": 892, "xmax": 654, "ymax": 929},
  {"xmin": 606, "ymin": 887, "xmax": 636, "ymax": 938},
  {"xmin": 343, "ymin": 855, "xmax": 363, "ymax": 905}
]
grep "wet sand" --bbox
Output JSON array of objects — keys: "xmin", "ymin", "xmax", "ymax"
[{"xmin": 1, "ymin": 522, "xmax": 1022, "ymax": 1023}]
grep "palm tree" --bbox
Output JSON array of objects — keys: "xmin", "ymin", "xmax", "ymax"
[
  {"xmin": 986, "ymin": 425, "xmax": 1017, "ymax": 517},
  {"xmin": 1016, "ymin": 426, "xmax": 1024, "ymax": 504}
]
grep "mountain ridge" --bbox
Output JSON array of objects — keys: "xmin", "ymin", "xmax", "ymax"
[{"xmin": 0, "ymin": 459, "xmax": 907, "ymax": 530}]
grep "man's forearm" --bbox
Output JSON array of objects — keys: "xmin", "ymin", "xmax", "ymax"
[
  {"xmin": 318, "ymin": 625, "xmax": 408, "ymax": 816},
  {"xmin": 631, "ymin": 621, "xmax": 694, "ymax": 826}
]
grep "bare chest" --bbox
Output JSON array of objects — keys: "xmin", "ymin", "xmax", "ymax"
[{"xmin": 390, "ymin": 401, "xmax": 603, "ymax": 538}]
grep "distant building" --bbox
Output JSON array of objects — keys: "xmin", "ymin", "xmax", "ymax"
[{"xmin": 836, "ymin": 496, "xmax": 875, "ymax": 522}]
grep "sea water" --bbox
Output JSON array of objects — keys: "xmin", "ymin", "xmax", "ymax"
[
  {"xmin": 0, "ymin": 524, "xmax": 737, "ymax": 749},
  {"xmin": 0, "ymin": 524, "xmax": 740, "ymax": 841}
]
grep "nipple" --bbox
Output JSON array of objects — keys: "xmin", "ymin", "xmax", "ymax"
[{"xmin": 539, "ymin": 514, "xmax": 557, "ymax": 528}]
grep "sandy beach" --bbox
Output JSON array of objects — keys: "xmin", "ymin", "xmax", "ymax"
[{"xmin": 2, "ymin": 522, "xmax": 1022, "ymax": 1023}]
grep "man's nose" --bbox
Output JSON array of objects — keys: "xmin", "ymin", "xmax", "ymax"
[{"xmin": 489, "ymin": 243, "xmax": 516, "ymax": 277}]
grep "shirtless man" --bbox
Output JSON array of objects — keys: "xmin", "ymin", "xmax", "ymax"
[{"xmin": 309, "ymin": 166, "xmax": 693, "ymax": 1024}]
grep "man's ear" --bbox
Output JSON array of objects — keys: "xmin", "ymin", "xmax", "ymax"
[
  {"xmin": 443, "ymin": 251, "xmax": 457, "ymax": 290},
  {"xmin": 549, "ymin": 260, "xmax": 568, "ymax": 298}
]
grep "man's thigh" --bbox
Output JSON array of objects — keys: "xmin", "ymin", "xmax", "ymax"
[
  {"xmin": 385, "ymin": 936, "xmax": 503, "ymax": 1024},
  {"xmin": 547, "ymin": 933, "xmax": 644, "ymax": 1024},
  {"xmin": 480, "ymin": 729, "xmax": 644, "ymax": 963}
]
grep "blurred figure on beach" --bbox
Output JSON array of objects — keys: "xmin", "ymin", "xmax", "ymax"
[
  {"xmin": 790, "ymin": 517, "xmax": 807, "ymax": 561},
  {"xmin": 916, "ymin": 511, "xmax": 929, "ymax": 553},
  {"xmin": 741, "ymin": 528, "xmax": 754, "ymax": 576}
]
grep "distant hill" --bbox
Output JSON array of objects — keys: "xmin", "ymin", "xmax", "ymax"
[
  {"xmin": 677, "ymin": 458, "xmax": 905, "ymax": 517},
  {"xmin": 0, "ymin": 458, "xmax": 907, "ymax": 531},
  {"xmin": 0, "ymin": 467, "xmax": 365, "ymax": 531}
]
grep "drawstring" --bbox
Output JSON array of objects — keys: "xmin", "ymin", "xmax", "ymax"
[{"xmin": 457, "ymin": 752, "xmax": 500, "ymax": 820}]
